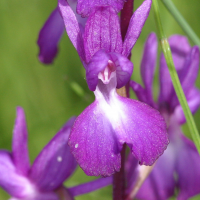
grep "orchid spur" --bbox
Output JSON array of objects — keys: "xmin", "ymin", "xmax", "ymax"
[
  {"xmin": 0, "ymin": 107, "xmax": 112, "ymax": 200},
  {"xmin": 57, "ymin": 0, "xmax": 169, "ymax": 177},
  {"xmin": 128, "ymin": 33, "xmax": 200, "ymax": 200}
]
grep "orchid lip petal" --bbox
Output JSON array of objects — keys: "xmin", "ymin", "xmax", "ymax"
[
  {"xmin": 29, "ymin": 117, "xmax": 77, "ymax": 191},
  {"xmin": 12, "ymin": 107, "xmax": 30, "ymax": 176},
  {"xmin": 37, "ymin": 7, "xmax": 65, "ymax": 64},
  {"xmin": 69, "ymin": 75, "xmax": 168, "ymax": 176}
]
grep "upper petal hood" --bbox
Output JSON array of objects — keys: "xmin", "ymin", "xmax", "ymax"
[
  {"xmin": 84, "ymin": 6, "xmax": 122, "ymax": 63},
  {"xmin": 29, "ymin": 117, "xmax": 77, "ymax": 192},
  {"xmin": 86, "ymin": 50, "xmax": 133, "ymax": 91}
]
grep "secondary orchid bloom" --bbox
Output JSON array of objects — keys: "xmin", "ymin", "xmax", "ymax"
[
  {"xmin": 0, "ymin": 107, "xmax": 77, "ymax": 200},
  {"xmin": 0, "ymin": 107, "xmax": 112, "ymax": 200},
  {"xmin": 58, "ymin": 0, "xmax": 169, "ymax": 177},
  {"xmin": 129, "ymin": 33, "xmax": 200, "ymax": 200}
]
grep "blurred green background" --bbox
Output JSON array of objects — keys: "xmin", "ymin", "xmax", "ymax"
[{"xmin": 0, "ymin": 0, "xmax": 200, "ymax": 199}]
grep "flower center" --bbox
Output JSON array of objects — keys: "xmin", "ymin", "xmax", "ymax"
[{"xmin": 98, "ymin": 60, "xmax": 116, "ymax": 84}]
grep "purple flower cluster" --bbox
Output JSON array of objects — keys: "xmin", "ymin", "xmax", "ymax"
[
  {"xmin": 1, "ymin": 0, "xmax": 200, "ymax": 199},
  {"xmin": 128, "ymin": 33, "xmax": 200, "ymax": 200}
]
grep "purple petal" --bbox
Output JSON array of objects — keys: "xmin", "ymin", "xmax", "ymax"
[
  {"xmin": 38, "ymin": 7, "xmax": 65, "ymax": 64},
  {"xmin": 0, "ymin": 150, "xmax": 33, "ymax": 198},
  {"xmin": 122, "ymin": 0, "xmax": 152, "ymax": 57},
  {"xmin": 58, "ymin": 0, "xmax": 85, "ymax": 61},
  {"xmin": 86, "ymin": 50, "xmax": 110, "ymax": 91},
  {"xmin": 168, "ymin": 35, "xmax": 191, "ymax": 71},
  {"xmin": 167, "ymin": 46, "xmax": 199, "ymax": 110},
  {"xmin": 67, "ymin": 0, "xmax": 87, "ymax": 28},
  {"xmin": 179, "ymin": 46, "xmax": 199, "ymax": 95},
  {"xmin": 117, "ymin": 97, "xmax": 169, "ymax": 166},
  {"xmin": 174, "ymin": 88, "xmax": 200, "ymax": 124},
  {"xmin": 140, "ymin": 33, "xmax": 157, "ymax": 107},
  {"xmin": 12, "ymin": 107, "xmax": 30, "ymax": 176},
  {"xmin": 175, "ymin": 134, "xmax": 200, "ymax": 200},
  {"xmin": 129, "ymin": 81, "xmax": 148, "ymax": 105},
  {"xmin": 125, "ymin": 154, "xmax": 139, "ymax": 194},
  {"xmin": 110, "ymin": 52, "xmax": 133, "ymax": 89},
  {"xmin": 84, "ymin": 6, "xmax": 122, "ymax": 63},
  {"xmin": 29, "ymin": 117, "xmax": 77, "ymax": 191},
  {"xmin": 68, "ymin": 101, "xmax": 122, "ymax": 177},
  {"xmin": 68, "ymin": 177, "xmax": 112, "ymax": 196},
  {"xmin": 158, "ymin": 35, "xmax": 191, "ymax": 104},
  {"xmin": 158, "ymin": 53, "xmax": 173, "ymax": 104},
  {"xmin": 77, "ymin": 0, "xmax": 126, "ymax": 17},
  {"xmin": 135, "ymin": 141, "xmax": 176, "ymax": 200},
  {"xmin": 69, "ymin": 77, "xmax": 168, "ymax": 176}
]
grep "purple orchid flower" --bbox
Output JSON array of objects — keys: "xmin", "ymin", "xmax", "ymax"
[
  {"xmin": 58, "ymin": 0, "xmax": 169, "ymax": 177},
  {"xmin": 0, "ymin": 107, "xmax": 112, "ymax": 199},
  {"xmin": 129, "ymin": 33, "xmax": 200, "ymax": 200}
]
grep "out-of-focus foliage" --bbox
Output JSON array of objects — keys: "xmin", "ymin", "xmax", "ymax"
[{"xmin": 0, "ymin": 0, "xmax": 200, "ymax": 199}]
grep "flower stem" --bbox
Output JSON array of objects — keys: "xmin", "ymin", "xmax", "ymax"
[
  {"xmin": 113, "ymin": 144, "xmax": 126, "ymax": 200},
  {"xmin": 120, "ymin": 0, "xmax": 134, "ymax": 40},
  {"xmin": 152, "ymin": 0, "xmax": 200, "ymax": 154},
  {"xmin": 161, "ymin": 0, "xmax": 200, "ymax": 46},
  {"xmin": 113, "ymin": 1, "xmax": 134, "ymax": 199}
]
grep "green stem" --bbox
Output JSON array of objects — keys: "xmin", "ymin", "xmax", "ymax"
[
  {"xmin": 161, "ymin": 0, "xmax": 200, "ymax": 46},
  {"xmin": 152, "ymin": 0, "xmax": 200, "ymax": 154}
]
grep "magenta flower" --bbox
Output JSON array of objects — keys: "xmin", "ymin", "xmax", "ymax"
[
  {"xmin": 129, "ymin": 33, "xmax": 200, "ymax": 200},
  {"xmin": 0, "ymin": 107, "xmax": 112, "ymax": 199},
  {"xmin": 58, "ymin": 0, "xmax": 169, "ymax": 177}
]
